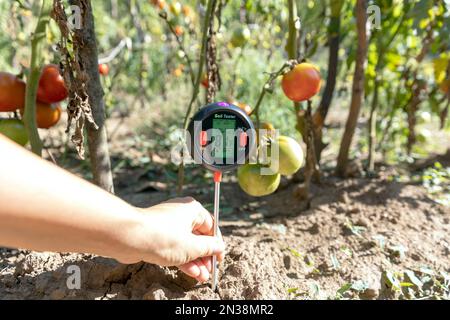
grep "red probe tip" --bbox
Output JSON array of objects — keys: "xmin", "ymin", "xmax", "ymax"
[{"xmin": 214, "ymin": 171, "xmax": 222, "ymax": 183}]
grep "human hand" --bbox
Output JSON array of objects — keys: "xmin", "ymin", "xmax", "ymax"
[
  {"xmin": 115, "ymin": 197, "xmax": 225, "ymax": 283},
  {"xmin": 0, "ymin": 136, "xmax": 223, "ymax": 284}
]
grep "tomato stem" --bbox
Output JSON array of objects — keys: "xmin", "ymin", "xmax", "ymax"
[{"xmin": 24, "ymin": 0, "xmax": 52, "ymax": 156}]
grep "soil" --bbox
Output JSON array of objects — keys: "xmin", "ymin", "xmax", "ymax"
[
  {"xmin": 1, "ymin": 171, "xmax": 449, "ymax": 300},
  {"xmin": 1, "ymin": 116, "xmax": 449, "ymax": 300}
]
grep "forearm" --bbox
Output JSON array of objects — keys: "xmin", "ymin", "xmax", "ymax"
[
  {"xmin": 0, "ymin": 135, "xmax": 225, "ymax": 282},
  {"xmin": 0, "ymin": 135, "xmax": 138, "ymax": 258}
]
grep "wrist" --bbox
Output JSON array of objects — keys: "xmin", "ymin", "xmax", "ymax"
[{"xmin": 107, "ymin": 206, "xmax": 157, "ymax": 264}]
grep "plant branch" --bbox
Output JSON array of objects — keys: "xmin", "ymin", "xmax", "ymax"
[
  {"xmin": 177, "ymin": 0, "xmax": 217, "ymax": 195},
  {"xmin": 159, "ymin": 11, "xmax": 196, "ymax": 86},
  {"xmin": 249, "ymin": 60, "xmax": 296, "ymax": 127},
  {"xmin": 23, "ymin": 0, "xmax": 52, "ymax": 156},
  {"xmin": 182, "ymin": 0, "xmax": 216, "ymax": 130}
]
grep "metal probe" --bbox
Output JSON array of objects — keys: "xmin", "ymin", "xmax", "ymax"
[{"xmin": 211, "ymin": 171, "xmax": 222, "ymax": 291}]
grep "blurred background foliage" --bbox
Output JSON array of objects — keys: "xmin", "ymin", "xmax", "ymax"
[{"xmin": 0, "ymin": 0, "xmax": 449, "ymax": 168}]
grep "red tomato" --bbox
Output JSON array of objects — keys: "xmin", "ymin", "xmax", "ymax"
[
  {"xmin": 37, "ymin": 64, "xmax": 68, "ymax": 104},
  {"xmin": 0, "ymin": 72, "xmax": 26, "ymax": 112},
  {"xmin": 98, "ymin": 63, "xmax": 109, "ymax": 76},
  {"xmin": 281, "ymin": 63, "xmax": 321, "ymax": 102}
]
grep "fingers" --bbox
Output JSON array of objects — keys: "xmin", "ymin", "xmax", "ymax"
[
  {"xmin": 178, "ymin": 261, "xmax": 201, "ymax": 279},
  {"xmin": 189, "ymin": 234, "xmax": 225, "ymax": 260},
  {"xmin": 162, "ymin": 197, "xmax": 215, "ymax": 235},
  {"xmin": 195, "ymin": 259, "xmax": 210, "ymax": 283},
  {"xmin": 188, "ymin": 201, "xmax": 226, "ymax": 262},
  {"xmin": 178, "ymin": 257, "xmax": 213, "ymax": 283},
  {"xmin": 162, "ymin": 197, "xmax": 217, "ymax": 237},
  {"xmin": 202, "ymin": 256, "xmax": 212, "ymax": 272},
  {"xmin": 191, "ymin": 203, "xmax": 214, "ymax": 235}
]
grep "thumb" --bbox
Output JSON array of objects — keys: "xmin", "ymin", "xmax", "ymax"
[{"xmin": 188, "ymin": 235, "xmax": 225, "ymax": 260}]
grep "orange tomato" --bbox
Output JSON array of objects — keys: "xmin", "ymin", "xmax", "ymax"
[
  {"xmin": 151, "ymin": 0, "xmax": 165, "ymax": 10},
  {"xmin": 201, "ymin": 73, "xmax": 208, "ymax": 88},
  {"xmin": 20, "ymin": 102, "xmax": 62, "ymax": 129},
  {"xmin": 440, "ymin": 79, "xmax": 450, "ymax": 94},
  {"xmin": 182, "ymin": 5, "xmax": 194, "ymax": 20},
  {"xmin": 174, "ymin": 25, "xmax": 184, "ymax": 36},
  {"xmin": 281, "ymin": 63, "xmax": 321, "ymax": 102},
  {"xmin": 37, "ymin": 64, "xmax": 68, "ymax": 104},
  {"xmin": 0, "ymin": 72, "xmax": 26, "ymax": 112},
  {"xmin": 173, "ymin": 68, "xmax": 183, "ymax": 77}
]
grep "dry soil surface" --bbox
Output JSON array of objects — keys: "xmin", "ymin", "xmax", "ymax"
[{"xmin": 1, "ymin": 174, "xmax": 449, "ymax": 300}]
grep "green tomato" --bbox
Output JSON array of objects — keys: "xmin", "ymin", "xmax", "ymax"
[
  {"xmin": 272, "ymin": 136, "xmax": 304, "ymax": 176},
  {"xmin": 237, "ymin": 164, "xmax": 280, "ymax": 197},
  {"xmin": 0, "ymin": 118, "xmax": 29, "ymax": 146},
  {"xmin": 170, "ymin": 2, "xmax": 182, "ymax": 16},
  {"xmin": 230, "ymin": 26, "xmax": 251, "ymax": 48}
]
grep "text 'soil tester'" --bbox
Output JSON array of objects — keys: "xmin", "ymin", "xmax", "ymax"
[{"xmin": 187, "ymin": 101, "xmax": 256, "ymax": 291}]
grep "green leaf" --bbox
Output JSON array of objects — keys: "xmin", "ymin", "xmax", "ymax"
[
  {"xmin": 288, "ymin": 248, "xmax": 303, "ymax": 259},
  {"xmin": 337, "ymin": 283, "xmax": 352, "ymax": 295},
  {"xmin": 400, "ymin": 282, "xmax": 414, "ymax": 287}
]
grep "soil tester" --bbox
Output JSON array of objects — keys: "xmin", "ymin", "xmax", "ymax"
[{"xmin": 187, "ymin": 102, "xmax": 255, "ymax": 291}]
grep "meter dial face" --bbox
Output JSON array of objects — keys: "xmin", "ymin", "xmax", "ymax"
[{"xmin": 188, "ymin": 102, "xmax": 255, "ymax": 172}]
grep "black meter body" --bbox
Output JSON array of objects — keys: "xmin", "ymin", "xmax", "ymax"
[{"xmin": 187, "ymin": 102, "xmax": 255, "ymax": 172}]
